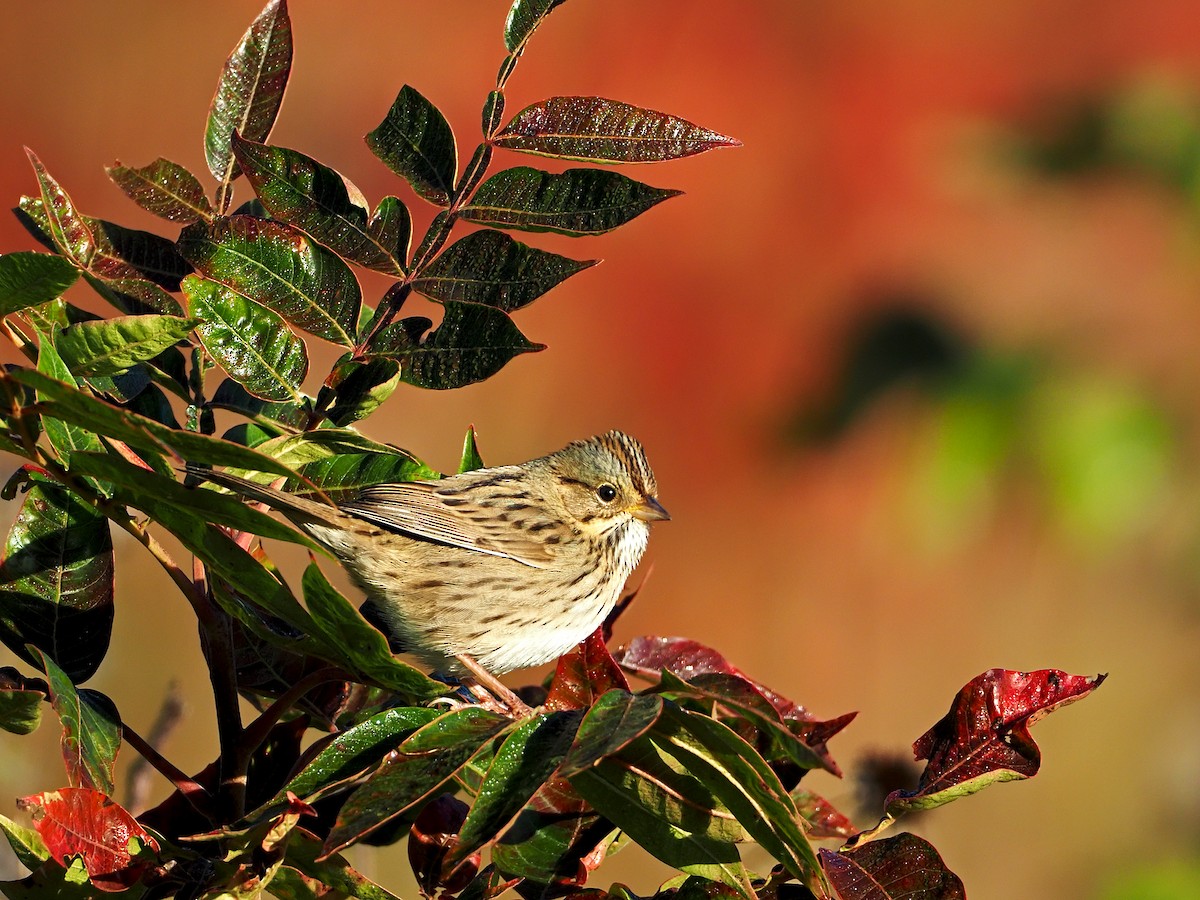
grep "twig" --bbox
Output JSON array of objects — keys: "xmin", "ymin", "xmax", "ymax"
[
  {"xmin": 125, "ymin": 682, "xmax": 186, "ymax": 814},
  {"xmin": 122, "ymin": 721, "xmax": 213, "ymax": 818},
  {"xmin": 237, "ymin": 666, "xmax": 346, "ymax": 770}
]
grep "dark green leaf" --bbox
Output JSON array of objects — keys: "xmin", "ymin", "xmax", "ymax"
[
  {"xmin": 283, "ymin": 831, "xmax": 406, "ymax": 900},
  {"xmin": 205, "ymin": 0, "xmax": 293, "ymax": 193},
  {"xmin": 461, "ymin": 167, "xmax": 680, "ymax": 236},
  {"xmin": 494, "ymin": 97, "xmax": 740, "ymax": 164},
  {"xmin": 654, "ymin": 704, "xmax": 820, "ymax": 882},
  {"xmin": 570, "ymin": 738, "xmax": 752, "ymax": 898},
  {"xmin": 274, "ymin": 706, "xmax": 440, "ymax": 802},
  {"xmin": 210, "ymin": 377, "xmax": 308, "ymax": 429},
  {"xmin": 413, "ymin": 229, "xmax": 596, "ymax": 311},
  {"xmin": 0, "ymin": 481, "xmax": 113, "ymax": 683},
  {"xmin": 178, "ymin": 216, "xmax": 361, "ymax": 346},
  {"xmin": 91, "ymin": 219, "xmax": 192, "ymax": 291},
  {"xmin": 458, "ymin": 425, "xmax": 484, "ymax": 473},
  {"xmin": 54, "ymin": 315, "xmax": 196, "ymax": 377},
  {"xmin": 368, "ymin": 196, "xmax": 412, "ymax": 271},
  {"xmin": 366, "ymin": 85, "xmax": 458, "ymax": 206},
  {"xmin": 184, "ymin": 274, "xmax": 308, "ymax": 402},
  {"xmin": 231, "ymin": 134, "xmax": 406, "ymax": 276},
  {"xmin": 67, "ymin": 451, "xmax": 316, "ymax": 549},
  {"xmin": 82, "ymin": 272, "xmax": 182, "ymax": 317},
  {"xmin": 34, "ymin": 340, "xmax": 104, "ymax": 464},
  {"xmin": 371, "ymin": 300, "xmax": 543, "ymax": 390},
  {"xmin": 558, "ymin": 691, "xmax": 663, "ymax": 778},
  {"xmin": 0, "ymin": 252, "xmax": 79, "ymax": 314},
  {"xmin": 301, "ymin": 563, "xmax": 447, "ymax": 701},
  {"xmin": 0, "ymin": 688, "xmax": 42, "ymax": 736},
  {"xmin": 151, "ymin": 501, "xmax": 315, "ymax": 634},
  {"xmin": 12, "ymin": 367, "xmax": 305, "ymax": 477},
  {"xmin": 321, "ymin": 356, "xmax": 401, "ymax": 427},
  {"xmin": 106, "ymin": 158, "xmax": 213, "ymax": 223},
  {"xmin": 33, "ymin": 650, "xmax": 120, "ymax": 795},
  {"xmin": 325, "ymin": 707, "xmax": 511, "ymax": 855},
  {"xmin": 504, "ymin": 0, "xmax": 569, "ymax": 53},
  {"xmin": 84, "ymin": 366, "xmax": 151, "ymax": 405},
  {"xmin": 454, "ymin": 710, "xmax": 584, "ymax": 861},
  {"xmin": 0, "ymin": 812, "xmax": 50, "ymax": 871},
  {"xmin": 24, "ymin": 149, "xmax": 94, "ymax": 265}
]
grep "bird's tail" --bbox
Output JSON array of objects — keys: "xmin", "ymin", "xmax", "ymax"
[{"xmin": 186, "ymin": 465, "xmax": 346, "ymax": 530}]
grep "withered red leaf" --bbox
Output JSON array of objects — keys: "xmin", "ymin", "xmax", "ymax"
[{"xmin": 820, "ymin": 832, "xmax": 964, "ymax": 899}]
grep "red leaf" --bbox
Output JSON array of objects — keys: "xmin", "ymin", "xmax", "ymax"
[
  {"xmin": 791, "ymin": 788, "xmax": 857, "ymax": 840},
  {"xmin": 24, "ymin": 148, "xmax": 95, "ymax": 265},
  {"xmin": 887, "ymin": 668, "xmax": 1106, "ymax": 815},
  {"xmin": 408, "ymin": 794, "xmax": 479, "ymax": 896},
  {"xmin": 615, "ymin": 636, "xmax": 853, "ymax": 774},
  {"xmin": 546, "ymin": 628, "xmax": 630, "ymax": 711},
  {"xmin": 820, "ymin": 832, "xmax": 964, "ymax": 899},
  {"xmin": 18, "ymin": 787, "xmax": 159, "ymax": 892}
]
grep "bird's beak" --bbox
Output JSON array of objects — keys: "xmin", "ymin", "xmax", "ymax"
[{"xmin": 633, "ymin": 496, "xmax": 671, "ymax": 522}]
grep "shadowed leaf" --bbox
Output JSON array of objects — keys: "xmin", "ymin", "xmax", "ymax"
[
  {"xmin": 366, "ymin": 85, "xmax": 458, "ymax": 206},
  {"xmin": 232, "ymin": 134, "xmax": 407, "ymax": 275},
  {"xmin": 494, "ymin": 97, "xmax": 740, "ymax": 164},
  {"xmin": 413, "ymin": 229, "xmax": 596, "ymax": 311},
  {"xmin": 886, "ymin": 668, "xmax": 1106, "ymax": 815},
  {"xmin": 205, "ymin": 0, "xmax": 293, "ymax": 200},
  {"xmin": 820, "ymin": 833, "xmax": 963, "ymax": 900},
  {"xmin": 0, "ymin": 481, "xmax": 113, "ymax": 683},
  {"xmin": 106, "ymin": 158, "xmax": 213, "ymax": 223},
  {"xmin": 321, "ymin": 355, "xmax": 401, "ymax": 427},
  {"xmin": 184, "ymin": 274, "xmax": 308, "ymax": 402},
  {"xmin": 284, "ymin": 830, "xmax": 405, "ymax": 900},
  {"xmin": 368, "ymin": 196, "xmax": 412, "ymax": 271},
  {"xmin": 54, "ymin": 315, "xmax": 196, "ymax": 377},
  {"xmin": 0, "ymin": 253, "xmax": 79, "ymax": 314},
  {"xmin": 461, "ymin": 167, "xmax": 680, "ymax": 236},
  {"xmin": 179, "ymin": 216, "xmax": 361, "ymax": 346},
  {"xmin": 0, "ymin": 683, "xmax": 43, "ymax": 736},
  {"xmin": 32, "ymin": 651, "xmax": 120, "ymax": 796}
]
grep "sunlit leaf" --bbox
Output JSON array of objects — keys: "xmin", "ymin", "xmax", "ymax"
[
  {"xmin": 0, "ymin": 481, "xmax": 113, "ymax": 683},
  {"xmin": 0, "ymin": 811, "xmax": 50, "ymax": 871},
  {"xmin": 458, "ymin": 425, "xmax": 484, "ymax": 474},
  {"xmin": 886, "ymin": 668, "xmax": 1106, "ymax": 815},
  {"xmin": 54, "ymin": 315, "xmax": 196, "ymax": 377},
  {"xmin": 23, "ymin": 150, "xmax": 94, "ymax": 265},
  {"xmin": 205, "ymin": 0, "xmax": 293, "ymax": 198},
  {"xmin": 0, "ymin": 252, "xmax": 79, "ymax": 314},
  {"xmin": 33, "ymin": 651, "xmax": 120, "ymax": 796},
  {"xmin": 184, "ymin": 274, "xmax": 308, "ymax": 402},
  {"xmin": 369, "ymin": 300, "xmax": 543, "ymax": 390},
  {"xmin": 504, "ymin": 0, "xmax": 569, "ymax": 53},
  {"xmin": 106, "ymin": 158, "xmax": 213, "ymax": 223},
  {"xmin": 366, "ymin": 85, "xmax": 458, "ymax": 206},
  {"xmin": 461, "ymin": 167, "xmax": 680, "ymax": 236},
  {"xmin": 413, "ymin": 229, "xmax": 596, "ymax": 311},
  {"xmin": 791, "ymin": 788, "xmax": 856, "ymax": 840},
  {"xmin": 494, "ymin": 97, "xmax": 740, "ymax": 164},
  {"xmin": 546, "ymin": 628, "xmax": 630, "ymax": 712},
  {"xmin": 179, "ymin": 216, "xmax": 361, "ymax": 346},
  {"xmin": 283, "ymin": 830, "xmax": 405, "ymax": 900},
  {"xmin": 34, "ymin": 340, "xmax": 104, "ymax": 465}
]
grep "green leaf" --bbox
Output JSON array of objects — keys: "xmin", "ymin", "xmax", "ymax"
[
  {"xmin": 33, "ymin": 649, "xmax": 120, "ymax": 796},
  {"xmin": 325, "ymin": 707, "xmax": 511, "ymax": 855},
  {"xmin": 87, "ymin": 218, "xmax": 192, "ymax": 292},
  {"xmin": 494, "ymin": 97, "xmax": 740, "ymax": 164},
  {"xmin": 245, "ymin": 428, "xmax": 416, "ymax": 470},
  {"xmin": 371, "ymin": 301, "xmax": 543, "ymax": 390},
  {"xmin": 54, "ymin": 315, "xmax": 196, "ymax": 377},
  {"xmin": 504, "ymin": 0, "xmax": 569, "ymax": 53},
  {"xmin": 321, "ymin": 355, "xmax": 401, "ymax": 427},
  {"xmin": 569, "ymin": 737, "xmax": 752, "ymax": 898},
  {"xmin": 273, "ymin": 706, "xmax": 440, "ymax": 803},
  {"xmin": 300, "ymin": 563, "xmax": 447, "ymax": 701},
  {"xmin": 282, "ymin": 831, "xmax": 405, "ymax": 900},
  {"xmin": 205, "ymin": 0, "xmax": 293, "ymax": 195},
  {"xmin": 82, "ymin": 271, "xmax": 182, "ymax": 318},
  {"xmin": 458, "ymin": 425, "xmax": 484, "ymax": 473},
  {"xmin": 454, "ymin": 710, "xmax": 584, "ymax": 861},
  {"xmin": 0, "ymin": 686, "xmax": 43, "ymax": 736},
  {"xmin": 0, "ymin": 252, "xmax": 79, "ymax": 314},
  {"xmin": 0, "ymin": 812, "xmax": 50, "ymax": 871},
  {"xmin": 106, "ymin": 158, "xmax": 213, "ymax": 223},
  {"xmin": 178, "ymin": 216, "xmax": 361, "ymax": 346},
  {"xmin": 210, "ymin": 377, "xmax": 308, "ymax": 430},
  {"xmin": 184, "ymin": 274, "xmax": 308, "ymax": 402},
  {"xmin": 12, "ymin": 367, "xmax": 305, "ymax": 477},
  {"xmin": 366, "ymin": 85, "xmax": 458, "ymax": 206},
  {"xmin": 0, "ymin": 481, "xmax": 114, "ymax": 683},
  {"xmin": 368, "ymin": 196, "xmax": 412, "ymax": 271},
  {"xmin": 24, "ymin": 149, "xmax": 95, "ymax": 265},
  {"xmin": 231, "ymin": 134, "xmax": 406, "ymax": 276},
  {"xmin": 33, "ymin": 339, "xmax": 105, "ymax": 465},
  {"xmin": 413, "ymin": 229, "xmax": 596, "ymax": 311},
  {"xmin": 654, "ymin": 704, "xmax": 820, "ymax": 882},
  {"xmin": 559, "ymin": 691, "xmax": 664, "ymax": 778},
  {"xmin": 461, "ymin": 166, "xmax": 680, "ymax": 236}
]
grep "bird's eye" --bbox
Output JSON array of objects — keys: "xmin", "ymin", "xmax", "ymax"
[{"xmin": 596, "ymin": 483, "xmax": 618, "ymax": 503}]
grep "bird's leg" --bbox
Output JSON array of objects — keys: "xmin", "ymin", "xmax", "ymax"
[{"xmin": 454, "ymin": 653, "xmax": 531, "ymax": 716}]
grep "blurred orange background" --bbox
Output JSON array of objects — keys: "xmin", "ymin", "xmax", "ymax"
[{"xmin": 3, "ymin": 2, "xmax": 1200, "ymax": 897}]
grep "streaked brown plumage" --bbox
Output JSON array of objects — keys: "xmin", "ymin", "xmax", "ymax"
[{"xmin": 198, "ymin": 430, "xmax": 668, "ymax": 675}]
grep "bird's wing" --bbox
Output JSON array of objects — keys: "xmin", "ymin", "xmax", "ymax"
[{"xmin": 339, "ymin": 481, "xmax": 559, "ymax": 568}]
